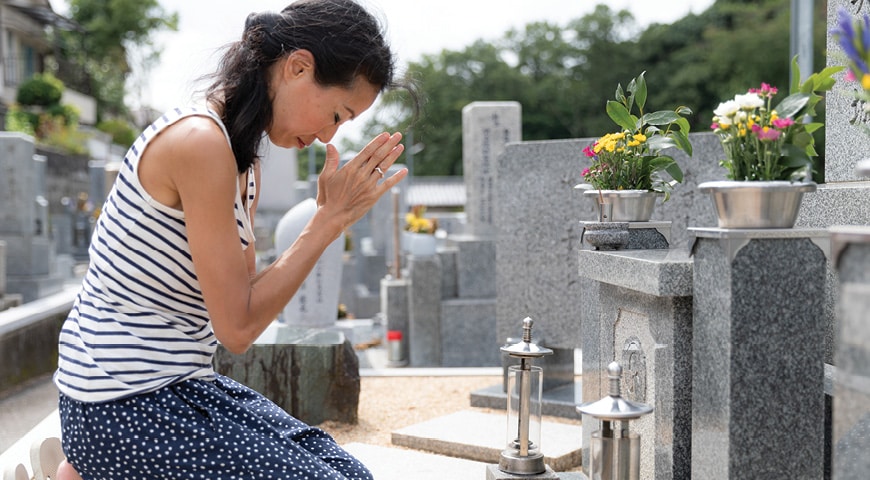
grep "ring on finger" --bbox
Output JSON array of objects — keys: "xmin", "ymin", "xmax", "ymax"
[{"xmin": 375, "ymin": 167, "xmax": 385, "ymax": 178}]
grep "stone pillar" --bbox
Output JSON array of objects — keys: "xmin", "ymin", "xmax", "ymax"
[
  {"xmin": 408, "ymin": 254, "xmax": 441, "ymax": 366},
  {"xmin": 830, "ymin": 226, "xmax": 870, "ymax": 479},
  {"xmin": 380, "ymin": 276, "xmax": 409, "ymax": 363},
  {"xmin": 690, "ymin": 228, "xmax": 828, "ymax": 479}
]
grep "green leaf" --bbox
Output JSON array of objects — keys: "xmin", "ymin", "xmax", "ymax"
[
  {"xmin": 606, "ymin": 100, "xmax": 635, "ymax": 132},
  {"xmin": 649, "ymin": 156, "xmax": 684, "ymax": 183},
  {"xmin": 643, "ymin": 110, "xmax": 681, "ymax": 125},
  {"xmin": 671, "ymin": 130, "xmax": 694, "ymax": 156},
  {"xmin": 774, "ymin": 93, "xmax": 810, "ymax": 118},
  {"xmin": 635, "ymin": 71, "xmax": 647, "ymax": 112},
  {"xmin": 789, "ymin": 55, "xmax": 801, "ymax": 94},
  {"xmin": 646, "ymin": 135, "xmax": 676, "ymax": 151}
]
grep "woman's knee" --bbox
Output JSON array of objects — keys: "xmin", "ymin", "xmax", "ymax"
[{"xmin": 56, "ymin": 459, "xmax": 84, "ymax": 480}]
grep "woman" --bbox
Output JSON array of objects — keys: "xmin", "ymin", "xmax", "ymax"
[{"xmin": 54, "ymin": 0, "xmax": 408, "ymax": 478}]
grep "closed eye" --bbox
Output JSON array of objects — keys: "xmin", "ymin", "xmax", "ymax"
[{"xmin": 334, "ymin": 113, "xmax": 340, "ymax": 124}]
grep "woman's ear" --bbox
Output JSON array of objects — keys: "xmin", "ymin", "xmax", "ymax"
[{"xmin": 284, "ymin": 49, "xmax": 315, "ymax": 79}]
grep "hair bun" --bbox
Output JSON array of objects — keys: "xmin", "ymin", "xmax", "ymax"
[{"xmin": 243, "ymin": 11, "xmax": 282, "ymax": 37}]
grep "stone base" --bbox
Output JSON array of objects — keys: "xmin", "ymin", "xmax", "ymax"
[
  {"xmin": 440, "ymin": 298, "xmax": 500, "ymax": 366},
  {"xmin": 213, "ymin": 323, "xmax": 360, "ymax": 425},
  {"xmin": 486, "ymin": 464, "xmax": 584, "ymax": 479}
]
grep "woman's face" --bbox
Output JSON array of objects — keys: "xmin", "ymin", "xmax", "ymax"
[{"xmin": 268, "ymin": 50, "xmax": 379, "ymax": 149}]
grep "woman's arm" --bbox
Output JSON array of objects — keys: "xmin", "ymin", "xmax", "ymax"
[{"xmin": 144, "ymin": 118, "xmax": 405, "ymax": 354}]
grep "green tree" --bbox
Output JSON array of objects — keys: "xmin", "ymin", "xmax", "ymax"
[
  {"xmin": 54, "ymin": 0, "xmax": 178, "ymax": 121},
  {"xmin": 361, "ymin": 0, "xmax": 826, "ymax": 179}
]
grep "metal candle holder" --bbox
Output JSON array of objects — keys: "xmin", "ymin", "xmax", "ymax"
[
  {"xmin": 576, "ymin": 361, "xmax": 653, "ymax": 480},
  {"xmin": 498, "ymin": 317, "xmax": 553, "ymax": 475}
]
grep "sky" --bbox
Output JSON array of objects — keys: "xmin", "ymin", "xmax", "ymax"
[{"xmin": 49, "ymin": 0, "xmax": 716, "ymax": 145}]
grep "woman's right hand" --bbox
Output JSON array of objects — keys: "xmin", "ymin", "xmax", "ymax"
[{"xmin": 315, "ymin": 132, "xmax": 407, "ymax": 235}]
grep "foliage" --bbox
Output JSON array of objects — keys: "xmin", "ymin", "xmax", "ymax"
[
  {"xmin": 16, "ymin": 73, "xmax": 64, "ymax": 107},
  {"xmin": 831, "ymin": 8, "xmax": 870, "ymax": 103},
  {"xmin": 711, "ymin": 58, "xmax": 842, "ymax": 181},
  {"xmin": 405, "ymin": 205, "xmax": 437, "ymax": 234},
  {"xmin": 97, "ymin": 118, "xmax": 137, "ymax": 146},
  {"xmin": 579, "ymin": 72, "xmax": 692, "ymax": 199},
  {"xmin": 54, "ymin": 0, "xmax": 178, "ymax": 120},
  {"xmin": 361, "ymin": 0, "xmax": 829, "ymax": 181},
  {"xmin": 6, "ymin": 73, "xmax": 88, "ymax": 155}
]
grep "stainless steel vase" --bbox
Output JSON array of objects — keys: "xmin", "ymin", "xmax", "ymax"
[{"xmin": 698, "ymin": 180, "xmax": 817, "ymax": 229}]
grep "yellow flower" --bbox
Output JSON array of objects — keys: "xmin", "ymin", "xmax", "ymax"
[{"xmin": 862, "ymin": 73, "xmax": 870, "ymax": 91}]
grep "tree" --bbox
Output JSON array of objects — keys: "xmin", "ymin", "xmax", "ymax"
[
  {"xmin": 360, "ymin": 0, "xmax": 826, "ymax": 179},
  {"xmin": 54, "ymin": 0, "xmax": 178, "ymax": 121}
]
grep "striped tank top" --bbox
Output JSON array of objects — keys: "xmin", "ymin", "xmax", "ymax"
[{"xmin": 55, "ymin": 107, "xmax": 256, "ymax": 402}]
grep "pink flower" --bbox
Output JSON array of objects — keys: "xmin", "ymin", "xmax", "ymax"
[
  {"xmin": 710, "ymin": 122, "xmax": 720, "ymax": 130},
  {"xmin": 846, "ymin": 70, "xmax": 857, "ymax": 82},
  {"xmin": 749, "ymin": 83, "xmax": 778, "ymax": 98},
  {"xmin": 582, "ymin": 144, "xmax": 597, "ymax": 158},
  {"xmin": 751, "ymin": 124, "xmax": 781, "ymax": 141},
  {"xmin": 772, "ymin": 118, "xmax": 795, "ymax": 129},
  {"xmin": 581, "ymin": 167, "xmax": 590, "ymax": 178}
]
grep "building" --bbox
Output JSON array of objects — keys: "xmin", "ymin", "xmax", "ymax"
[{"xmin": 0, "ymin": 0, "xmax": 96, "ymax": 126}]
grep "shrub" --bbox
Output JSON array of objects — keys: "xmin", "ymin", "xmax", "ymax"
[{"xmin": 16, "ymin": 73, "xmax": 64, "ymax": 107}]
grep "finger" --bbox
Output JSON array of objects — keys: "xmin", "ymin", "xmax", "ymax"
[
  {"xmin": 376, "ymin": 167, "xmax": 408, "ymax": 193},
  {"xmin": 320, "ymin": 144, "xmax": 340, "ymax": 176},
  {"xmin": 358, "ymin": 132, "xmax": 403, "ymax": 169},
  {"xmin": 371, "ymin": 142, "xmax": 405, "ymax": 174}
]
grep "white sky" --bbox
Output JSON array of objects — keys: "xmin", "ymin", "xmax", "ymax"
[{"xmin": 49, "ymin": 0, "xmax": 716, "ymax": 145}]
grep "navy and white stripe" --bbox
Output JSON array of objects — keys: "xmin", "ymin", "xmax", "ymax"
[{"xmin": 55, "ymin": 107, "xmax": 256, "ymax": 402}]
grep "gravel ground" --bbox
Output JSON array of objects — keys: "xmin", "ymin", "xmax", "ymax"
[
  {"xmin": 318, "ymin": 375, "xmax": 501, "ymax": 447},
  {"xmin": 317, "ymin": 374, "xmax": 585, "ymax": 473}
]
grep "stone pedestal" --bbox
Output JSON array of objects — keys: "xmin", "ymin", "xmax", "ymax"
[
  {"xmin": 579, "ymin": 221, "xmax": 671, "ymax": 251},
  {"xmin": 213, "ymin": 323, "xmax": 359, "ymax": 425},
  {"xmin": 690, "ymin": 228, "xmax": 828, "ymax": 479},
  {"xmin": 830, "ymin": 226, "xmax": 870, "ymax": 480},
  {"xmin": 578, "ymin": 248, "xmax": 693, "ymax": 480}
]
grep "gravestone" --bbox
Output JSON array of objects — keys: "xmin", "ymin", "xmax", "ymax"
[
  {"xmin": 274, "ymin": 198, "xmax": 345, "ymax": 327},
  {"xmin": 462, "ymin": 101, "xmax": 521, "ymax": 238},
  {"xmin": 825, "ymin": 0, "xmax": 870, "ymax": 182},
  {"xmin": 0, "ymin": 133, "xmax": 63, "ymax": 302},
  {"xmin": 255, "ymin": 137, "xmax": 299, "ymax": 252}
]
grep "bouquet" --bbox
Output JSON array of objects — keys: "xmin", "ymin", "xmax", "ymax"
[
  {"xmin": 832, "ymin": 8, "xmax": 870, "ymax": 102},
  {"xmin": 404, "ymin": 205, "xmax": 437, "ymax": 234},
  {"xmin": 710, "ymin": 58, "xmax": 841, "ymax": 182},
  {"xmin": 579, "ymin": 71, "xmax": 693, "ymax": 200}
]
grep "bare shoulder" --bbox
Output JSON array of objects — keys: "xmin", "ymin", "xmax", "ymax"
[{"xmin": 139, "ymin": 115, "xmax": 237, "ymax": 210}]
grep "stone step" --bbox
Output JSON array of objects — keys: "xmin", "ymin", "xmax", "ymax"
[
  {"xmin": 391, "ymin": 410, "xmax": 582, "ymax": 472},
  {"xmin": 470, "ymin": 381, "xmax": 583, "ymax": 419},
  {"xmin": 345, "ymin": 443, "xmax": 587, "ymax": 480}
]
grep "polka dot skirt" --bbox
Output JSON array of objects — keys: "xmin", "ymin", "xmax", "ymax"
[{"xmin": 59, "ymin": 374, "xmax": 373, "ymax": 479}]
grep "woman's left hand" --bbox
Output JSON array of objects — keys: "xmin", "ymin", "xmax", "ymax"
[{"xmin": 315, "ymin": 131, "xmax": 407, "ymax": 233}]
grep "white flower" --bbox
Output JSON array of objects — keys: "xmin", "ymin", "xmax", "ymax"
[
  {"xmin": 734, "ymin": 93, "xmax": 764, "ymax": 110},
  {"xmin": 713, "ymin": 100, "xmax": 740, "ymax": 119}
]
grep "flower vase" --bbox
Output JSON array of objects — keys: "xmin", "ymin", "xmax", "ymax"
[
  {"xmin": 698, "ymin": 180, "xmax": 816, "ymax": 229},
  {"xmin": 401, "ymin": 231, "xmax": 437, "ymax": 256},
  {"xmin": 583, "ymin": 190, "xmax": 661, "ymax": 222}
]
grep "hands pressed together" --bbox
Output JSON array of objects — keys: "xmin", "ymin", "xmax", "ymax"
[{"xmin": 316, "ymin": 132, "xmax": 407, "ymax": 231}]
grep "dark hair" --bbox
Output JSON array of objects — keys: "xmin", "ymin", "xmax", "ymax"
[{"xmin": 205, "ymin": 0, "xmax": 398, "ymax": 173}]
